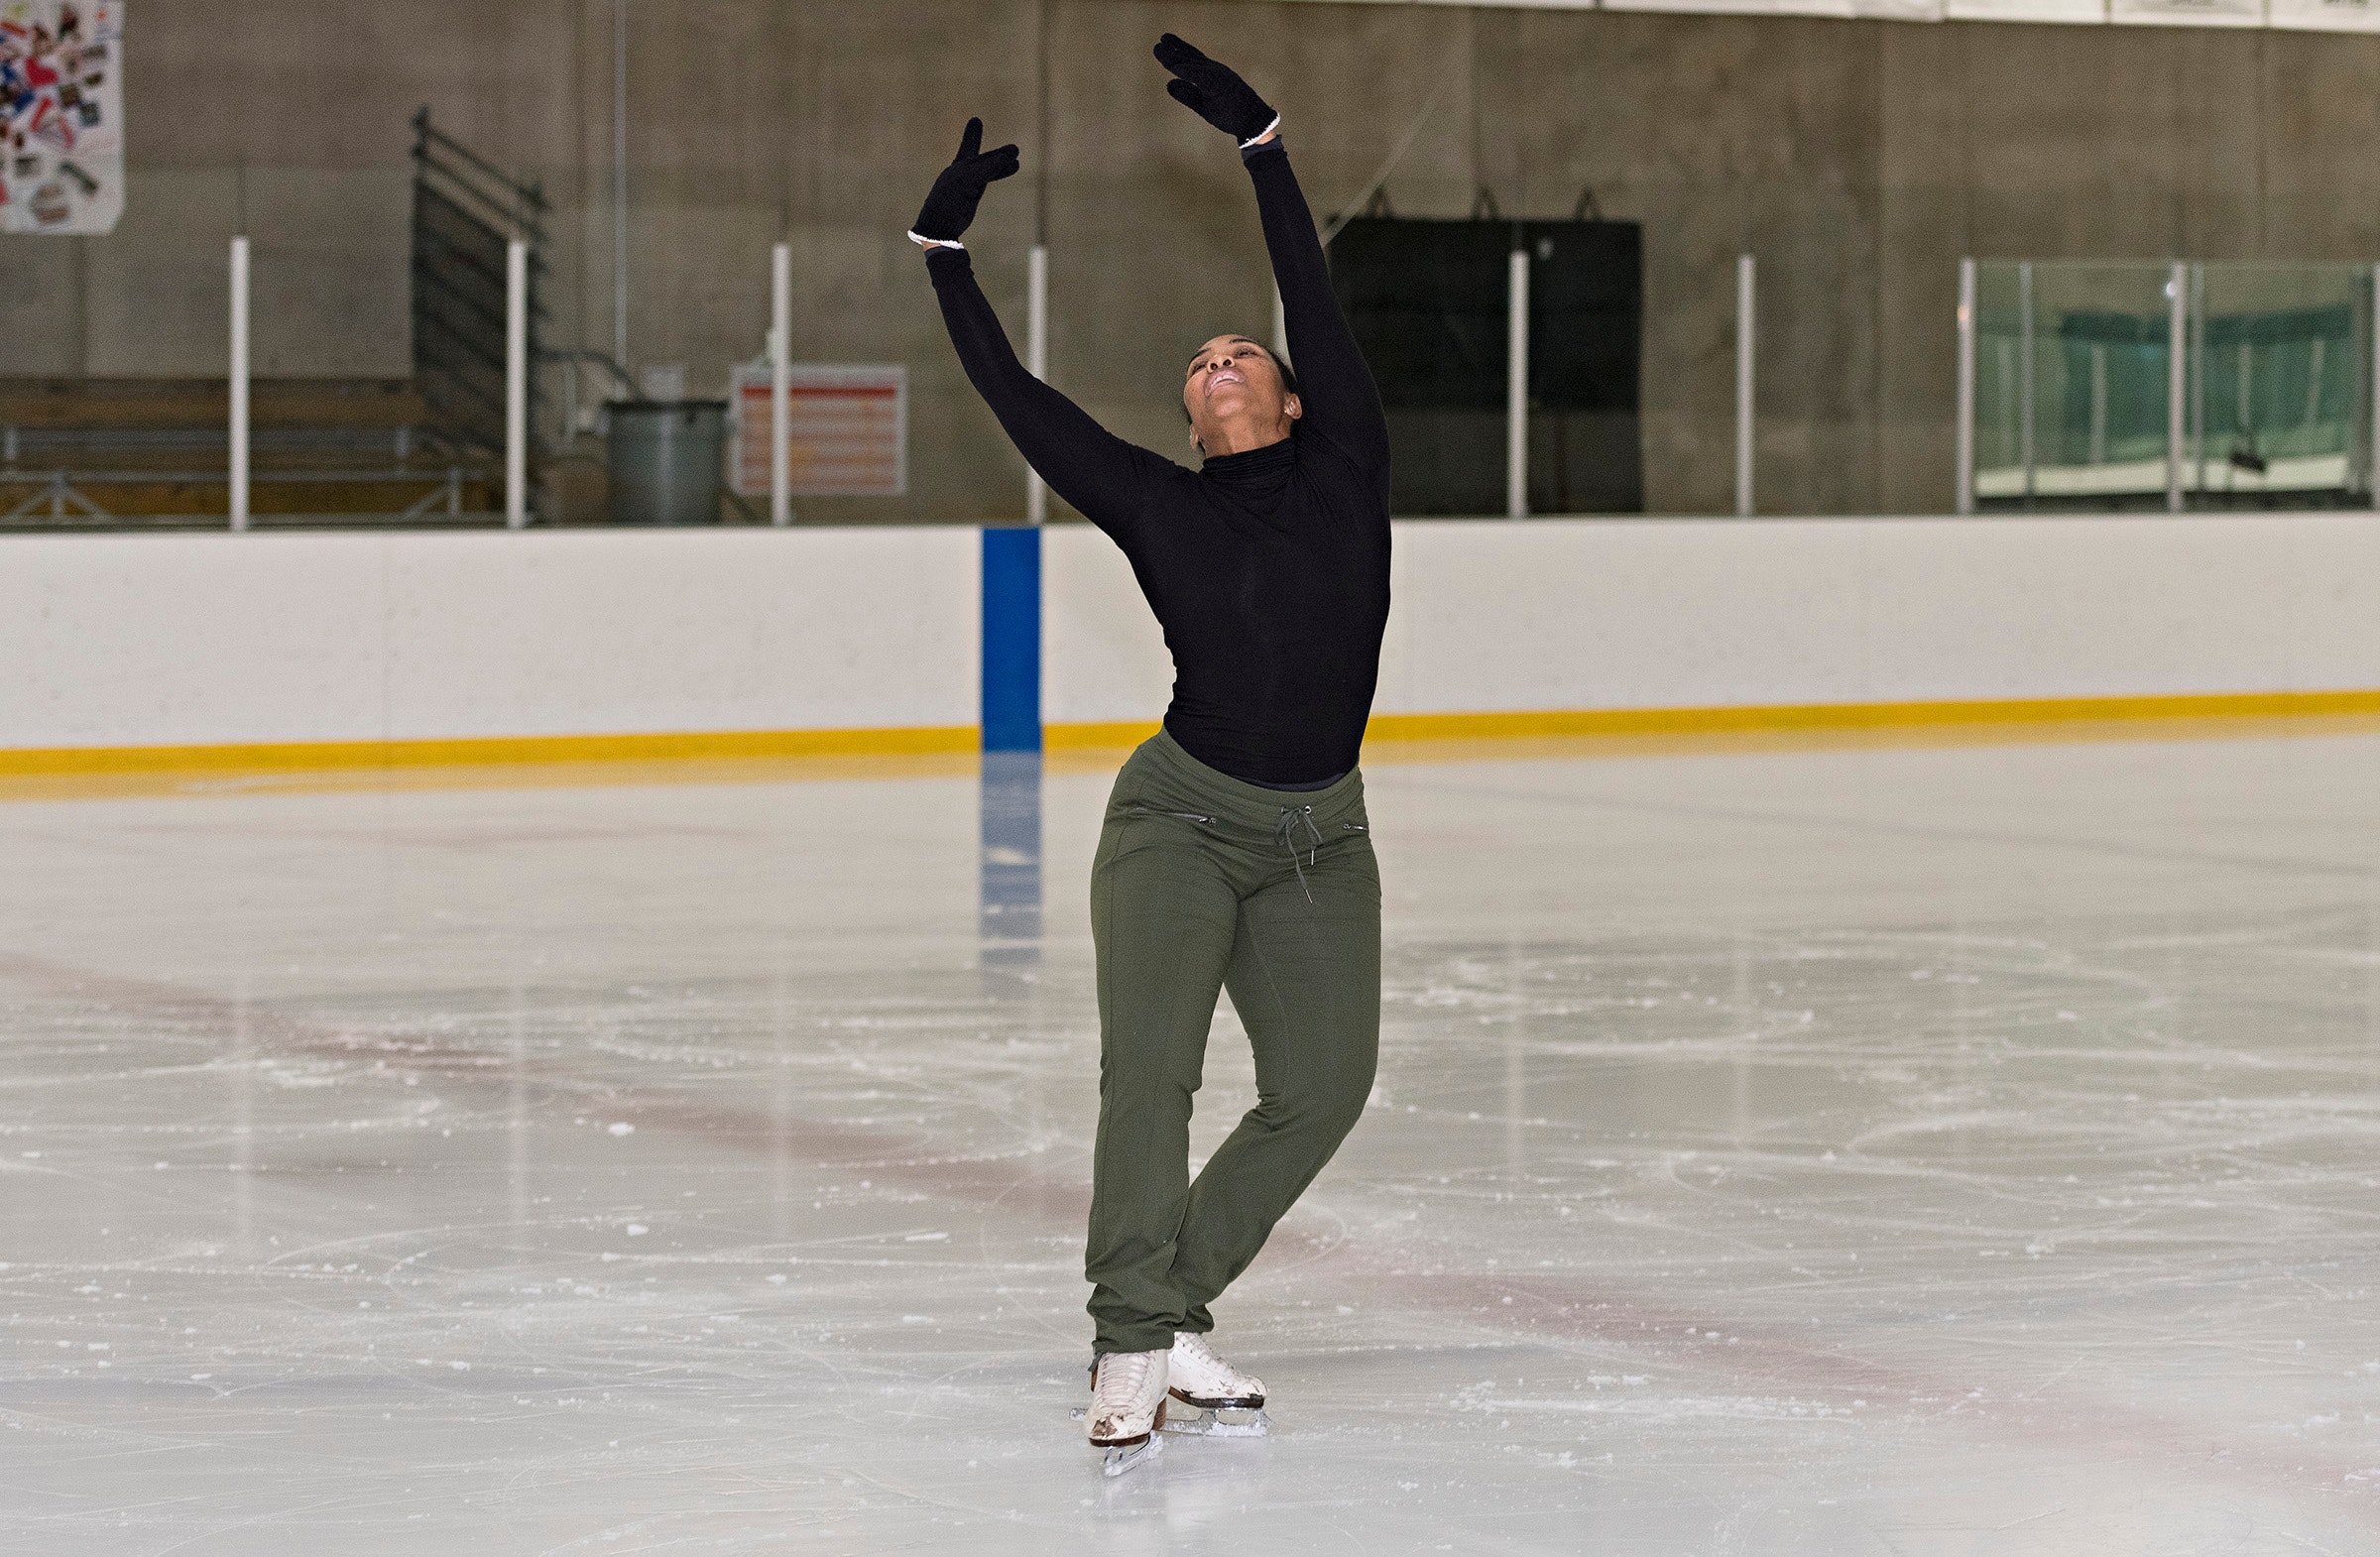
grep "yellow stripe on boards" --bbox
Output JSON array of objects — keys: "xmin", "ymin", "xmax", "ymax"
[
  {"xmin": 1358, "ymin": 688, "xmax": 2380, "ymax": 743},
  {"xmin": 7, "ymin": 687, "xmax": 2379, "ymax": 786},
  {"xmin": 1040, "ymin": 690, "xmax": 2380, "ymax": 755},
  {"xmin": 0, "ymin": 725, "xmax": 978, "ymax": 778}
]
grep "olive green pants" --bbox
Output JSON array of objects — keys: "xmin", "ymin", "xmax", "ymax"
[{"xmin": 1085, "ymin": 730, "xmax": 1381, "ymax": 1355}]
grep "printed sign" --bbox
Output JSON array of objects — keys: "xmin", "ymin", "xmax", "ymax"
[
  {"xmin": 729, "ymin": 362, "xmax": 907, "ymax": 499},
  {"xmin": 0, "ymin": 0, "xmax": 123, "ymax": 234}
]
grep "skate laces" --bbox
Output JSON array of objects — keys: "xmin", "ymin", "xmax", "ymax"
[
  {"xmin": 1173, "ymin": 1331, "xmax": 1221, "ymax": 1371},
  {"xmin": 1274, "ymin": 804, "xmax": 1325, "ymax": 902},
  {"xmin": 1093, "ymin": 1350, "xmax": 1159, "ymax": 1411}
]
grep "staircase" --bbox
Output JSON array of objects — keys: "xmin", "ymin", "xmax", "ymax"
[{"xmin": 411, "ymin": 106, "xmax": 551, "ymax": 467}]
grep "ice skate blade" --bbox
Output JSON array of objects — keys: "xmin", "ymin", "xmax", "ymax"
[
  {"xmin": 1101, "ymin": 1433, "xmax": 1163, "ymax": 1477},
  {"xmin": 1161, "ymin": 1401, "xmax": 1271, "ymax": 1437}
]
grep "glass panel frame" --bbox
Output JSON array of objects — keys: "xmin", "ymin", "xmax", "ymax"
[{"xmin": 1970, "ymin": 258, "xmax": 2377, "ymax": 514}]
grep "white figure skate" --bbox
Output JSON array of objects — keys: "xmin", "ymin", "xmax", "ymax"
[
  {"xmin": 1163, "ymin": 1331, "xmax": 1271, "ymax": 1437},
  {"xmin": 1086, "ymin": 1348, "xmax": 1169, "ymax": 1476}
]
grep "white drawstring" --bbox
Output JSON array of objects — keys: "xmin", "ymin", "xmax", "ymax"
[{"xmin": 1275, "ymin": 804, "xmax": 1325, "ymax": 902}]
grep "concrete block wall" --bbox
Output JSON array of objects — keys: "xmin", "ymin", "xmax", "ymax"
[{"xmin": 4, "ymin": 2, "xmax": 2376, "ymax": 520}]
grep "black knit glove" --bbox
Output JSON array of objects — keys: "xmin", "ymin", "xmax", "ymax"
[
  {"xmin": 909, "ymin": 118, "xmax": 1019, "ymax": 245},
  {"xmin": 1153, "ymin": 34, "xmax": 1277, "ymax": 145}
]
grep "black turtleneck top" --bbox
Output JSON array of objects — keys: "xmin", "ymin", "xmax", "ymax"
[{"xmin": 925, "ymin": 139, "xmax": 1391, "ymax": 787}]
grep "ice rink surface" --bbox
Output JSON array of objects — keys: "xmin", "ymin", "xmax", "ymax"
[{"xmin": 3, "ymin": 726, "xmax": 2378, "ymax": 1555}]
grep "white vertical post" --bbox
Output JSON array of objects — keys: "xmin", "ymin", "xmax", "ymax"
[
  {"xmin": 2167, "ymin": 259, "xmax": 2186, "ymax": 516},
  {"xmin": 506, "ymin": 237, "xmax": 529, "ymax": 530},
  {"xmin": 2088, "ymin": 344, "xmax": 2108, "ymax": 466},
  {"xmin": 1026, "ymin": 243, "xmax": 1049, "ymax": 525},
  {"xmin": 613, "ymin": 0, "xmax": 629, "ymax": 372},
  {"xmin": 1734, "ymin": 253, "xmax": 1755, "ymax": 518},
  {"xmin": 1506, "ymin": 245, "xmax": 1528, "ymax": 520},
  {"xmin": 1956, "ymin": 257, "xmax": 1976, "ymax": 516},
  {"xmin": 228, "ymin": 235, "xmax": 250, "ymax": 533},
  {"xmin": 2018, "ymin": 261, "xmax": 2035, "ymax": 509},
  {"xmin": 2193, "ymin": 265, "xmax": 2207, "ymax": 497},
  {"xmin": 771, "ymin": 241, "xmax": 791, "ymax": 527},
  {"xmin": 1271, "ymin": 279, "xmax": 1288, "ymax": 366}
]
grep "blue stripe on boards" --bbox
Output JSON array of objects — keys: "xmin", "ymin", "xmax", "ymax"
[{"xmin": 980, "ymin": 526, "xmax": 1042, "ymax": 753}]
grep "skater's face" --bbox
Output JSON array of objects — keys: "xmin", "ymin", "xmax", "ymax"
[{"xmin": 1184, "ymin": 334, "xmax": 1301, "ymax": 457}]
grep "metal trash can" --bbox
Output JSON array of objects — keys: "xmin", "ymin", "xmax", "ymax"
[{"xmin": 605, "ymin": 400, "xmax": 728, "ymax": 525}]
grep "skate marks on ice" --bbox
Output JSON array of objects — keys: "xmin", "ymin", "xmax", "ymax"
[
  {"xmin": 4, "ymin": 746, "xmax": 2380, "ymax": 1550},
  {"xmin": 3, "ymin": 907, "xmax": 2376, "ymax": 1544},
  {"xmin": 8, "ymin": 914, "xmax": 2368, "ymax": 1548},
  {"xmin": 1317, "ymin": 912, "xmax": 2380, "ymax": 1543}
]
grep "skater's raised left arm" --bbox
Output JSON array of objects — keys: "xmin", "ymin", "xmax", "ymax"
[{"xmin": 1154, "ymin": 34, "xmax": 1390, "ymax": 478}]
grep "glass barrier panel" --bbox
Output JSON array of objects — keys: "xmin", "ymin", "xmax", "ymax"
[
  {"xmin": 2189, "ymin": 262, "xmax": 2371, "ymax": 508},
  {"xmin": 1975, "ymin": 260, "xmax": 2176, "ymax": 511},
  {"xmin": 1971, "ymin": 257, "xmax": 2375, "ymax": 514}
]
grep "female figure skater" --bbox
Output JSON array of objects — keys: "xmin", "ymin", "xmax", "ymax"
[{"xmin": 910, "ymin": 34, "xmax": 1390, "ymax": 1474}]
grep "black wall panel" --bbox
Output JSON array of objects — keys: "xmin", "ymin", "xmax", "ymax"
[{"xmin": 1330, "ymin": 217, "xmax": 1643, "ymax": 515}]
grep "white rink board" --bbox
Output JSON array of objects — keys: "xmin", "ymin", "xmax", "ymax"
[
  {"xmin": 9, "ymin": 514, "xmax": 2380, "ymax": 754},
  {"xmin": 1043, "ymin": 515, "xmax": 2380, "ymax": 727},
  {"xmin": 0, "ymin": 529, "xmax": 979, "ymax": 749}
]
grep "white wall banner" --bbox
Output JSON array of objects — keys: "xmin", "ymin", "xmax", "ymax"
[
  {"xmin": 0, "ymin": 0, "xmax": 123, "ymax": 235},
  {"xmin": 2267, "ymin": 0, "xmax": 2380, "ymax": 27},
  {"xmin": 1606, "ymin": 0, "xmax": 1945, "ymax": 15},
  {"xmin": 727, "ymin": 362, "xmax": 908, "ymax": 499},
  {"xmin": 1845, "ymin": 0, "xmax": 1951, "ymax": 19},
  {"xmin": 1300, "ymin": 0, "xmax": 2380, "ymax": 27},
  {"xmin": 1945, "ymin": 0, "xmax": 2109, "ymax": 19},
  {"xmin": 2111, "ymin": 0, "xmax": 2263, "ymax": 23},
  {"xmin": 1601, "ymin": 0, "xmax": 1809, "ymax": 14}
]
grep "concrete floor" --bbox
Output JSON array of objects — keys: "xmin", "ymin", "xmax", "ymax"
[{"xmin": 2, "ymin": 729, "xmax": 2377, "ymax": 1554}]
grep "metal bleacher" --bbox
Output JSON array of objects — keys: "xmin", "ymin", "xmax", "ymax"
[
  {"xmin": 0, "ymin": 109, "xmax": 570, "ymax": 532},
  {"xmin": 0, "ymin": 377, "xmax": 495, "ymax": 529}
]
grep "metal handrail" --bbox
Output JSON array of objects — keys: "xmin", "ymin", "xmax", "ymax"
[
  {"xmin": 411, "ymin": 106, "xmax": 547, "ymax": 240},
  {"xmin": 541, "ymin": 348, "xmax": 637, "ymax": 397},
  {"xmin": 412, "ymin": 165, "xmax": 546, "ymax": 253},
  {"xmin": 0, "ymin": 466, "xmax": 482, "ymax": 484}
]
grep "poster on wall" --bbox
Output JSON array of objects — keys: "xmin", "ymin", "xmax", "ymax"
[
  {"xmin": 728, "ymin": 362, "xmax": 908, "ymax": 499},
  {"xmin": 0, "ymin": 0, "xmax": 123, "ymax": 234}
]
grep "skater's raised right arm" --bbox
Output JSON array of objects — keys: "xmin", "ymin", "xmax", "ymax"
[{"xmin": 913, "ymin": 120, "xmax": 1163, "ymax": 538}]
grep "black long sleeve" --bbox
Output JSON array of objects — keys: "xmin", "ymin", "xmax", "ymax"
[
  {"xmin": 1243, "ymin": 139, "xmax": 1391, "ymax": 480},
  {"xmin": 925, "ymin": 245, "xmax": 1168, "ymax": 533},
  {"xmin": 925, "ymin": 142, "xmax": 1391, "ymax": 786}
]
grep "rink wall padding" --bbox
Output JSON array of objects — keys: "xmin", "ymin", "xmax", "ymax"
[
  {"xmin": 0, "ymin": 528, "xmax": 980, "ymax": 765},
  {"xmin": 6, "ymin": 515, "xmax": 2380, "ymax": 775}
]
